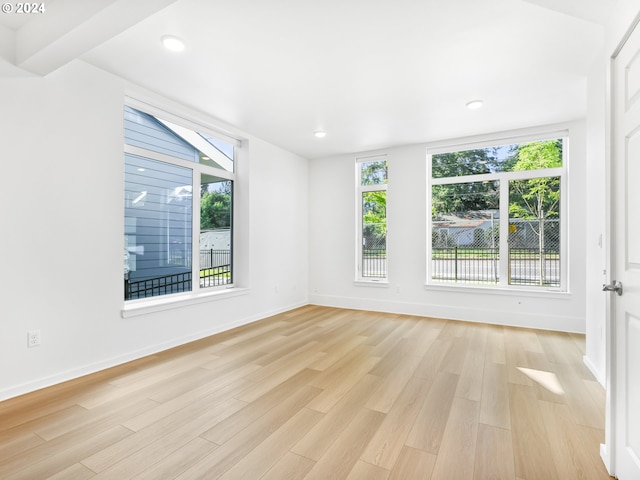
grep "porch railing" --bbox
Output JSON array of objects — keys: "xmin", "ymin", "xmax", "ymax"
[{"xmin": 125, "ymin": 249, "xmax": 231, "ymax": 299}]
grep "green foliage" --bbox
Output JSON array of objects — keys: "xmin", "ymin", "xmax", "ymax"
[
  {"xmin": 430, "ymin": 140, "xmax": 562, "ymax": 219},
  {"xmin": 508, "ymin": 140, "xmax": 561, "ymax": 220},
  {"xmin": 431, "ymin": 149, "xmax": 494, "ymax": 178},
  {"xmin": 361, "ymin": 161, "xmax": 387, "ymax": 186},
  {"xmin": 511, "ymin": 140, "xmax": 562, "ymax": 172},
  {"xmin": 359, "ymin": 160, "xmax": 387, "ymax": 250},
  {"xmin": 431, "ymin": 149, "xmax": 500, "ymax": 215},
  {"xmin": 432, "ymin": 181, "xmax": 499, "ymax": 216},
  {"xmin": 362, "ymin": 190, "xmax": 387, "ymax": 246},
  {"xmin": 201, "ymin": 190, "xmax": 231, "ymax": 229}
]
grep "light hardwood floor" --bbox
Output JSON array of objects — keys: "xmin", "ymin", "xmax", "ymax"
[{"xmin": 0, "ymin": 306, "xmax": 612, "ymax": 479}]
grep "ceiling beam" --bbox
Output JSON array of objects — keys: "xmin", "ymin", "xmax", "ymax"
[
  {"xmin": 15, "ymin": 0, "xmax": 177, "ymax": 76},
  {"xmin": 0, "ymin": 23, "xmax": 30, "ymax": 77}
]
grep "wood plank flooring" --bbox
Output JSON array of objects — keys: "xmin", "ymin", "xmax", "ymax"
[{"xmin": 0, "ymin": 305, "xmax": 612, "ymax": 479}]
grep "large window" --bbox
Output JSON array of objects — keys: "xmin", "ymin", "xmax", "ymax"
[
  {"xmin": 356, "ymin": 156, "xmax": 388, "ymax": 281},
  {"xmin": 428, "ymin": 135, "xmax": 566, "ymax": 289},
  {"xmin": 124, "ymin": 104, "xmax": 236, "ymax": 300}
]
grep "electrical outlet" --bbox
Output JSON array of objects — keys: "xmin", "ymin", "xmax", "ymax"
[{"xmin": 28, "ymin": 330, "xmax": 41, "ymax": 348}]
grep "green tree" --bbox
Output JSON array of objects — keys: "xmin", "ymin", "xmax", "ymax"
[
  {"xmin": 201, "ymin": 190, "xmax": 231, "ymax": 229},
  {"xmin": 362, "ymin": 191, "xmax": 386, "ymax": 250},
  {"xmin": 360, "ymin": 161, "xmax": 387, "ymax": 186},
  {"xmin": 431, "ymin": 149, "xmax": 499, "ymax": 216},
  {"xmin": 507, "ymin": 139, "xmax": 562, "ymax": 285},
  {"xmin": 432, "ymin": 181, "xmax": 499, "ymax": 217},
  {"xmin": 508, "ymin": 140, "xmax": 562, "ymax": 220},
  {"xmin": 431, "ymin": 149, "xmax": 494, "ymax": 178}
]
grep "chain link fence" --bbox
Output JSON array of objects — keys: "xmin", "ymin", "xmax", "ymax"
[
  {"xmin": 362, "ymin": 222, "xmax": 387, "ymax": 278},
  {"xmin": 432, "ymin": 217, "xmax": 559, "ymax": 286}
]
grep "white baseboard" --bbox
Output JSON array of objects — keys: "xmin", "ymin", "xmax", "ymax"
[
  {"xmin": 0, "ymin": 301, "xmax": 307, "ymax": 403},
  {"xmin": 600, "ymin": 443, "xmax": 613, "ymax": 476},
  {"xmin": 309, "ymin": 293, "xmax": 585, "ymax": 333},
  {"xmin": 583, "ymin": 354, "xmax": 605, "ymax": 387}
]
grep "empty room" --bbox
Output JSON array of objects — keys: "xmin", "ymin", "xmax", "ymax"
[{"xmin": 0, "ymin": 0, "xmax": 639, "ymax": 478}]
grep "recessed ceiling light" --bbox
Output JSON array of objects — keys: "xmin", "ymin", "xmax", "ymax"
[
  {"xmin": 314, "ymin": 131, "xmax": 327, "ymax": 138},
  {"xmin": 161, "ymin": 35, "xmax": 185, "ymax": 52},
  {"xmin": 466, "ymin": 100, "xmax": 484, "ymax": 110}
]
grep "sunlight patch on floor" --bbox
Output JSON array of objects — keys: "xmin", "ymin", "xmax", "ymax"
[{"xmin": 517, "ymin": 367, "xmax": 565, "ymax": 395}]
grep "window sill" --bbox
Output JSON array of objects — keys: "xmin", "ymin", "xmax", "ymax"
[
  {"xmin": 424, "ymin": 282, "xmax": 570, "ymax": 299},
  {"xmin": 353, "ymin": 279, "xmax": 389, "ymax": 288},
  {"xmin": 121, "ymin": 286, "xmax": 249, "ymax": 318}
]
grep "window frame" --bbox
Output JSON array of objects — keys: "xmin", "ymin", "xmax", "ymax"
[
  {"xmin": 426, "ymin": 131, "xmax": 568, "ymax": 292},
  {"xmin": 122, "ymin": 97, "xmax": 245, "ymax": 317},
  {"xmin": 355, "ymin": 155, "xmax": 388, "ymax": 284}
]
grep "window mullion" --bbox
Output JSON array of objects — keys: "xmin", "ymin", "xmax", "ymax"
[
  {"xmin": 432, "ymin": 168, "xmax": 564, "ymax": 186},
  {"xmin": 432, "ymin": 172, "xmax": 497, "ymax": 185},
  {"xmin": 361, "ymin": 184, "xmax": 388, "ymax": 192},
  {"xmin": 499, "ymin": 178, "xmax": 510, "ymax": 286},
  {"xmin": 198, "ymin": 164, "xmax": 235, "ymax": 182},
  {"xmin": 560, "ymin": 153, "xmax": 568, "ymax": 291},
  {"xmin": 192, "ymin": 170, "xmax": 201, "ymax": 294},
  {"xmin": 500, "ymin": 167, "xmax": 564, "ymax": 181}
]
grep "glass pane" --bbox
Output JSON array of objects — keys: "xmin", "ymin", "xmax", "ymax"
[
  {"xmin": 362, "ymin": 191, "xmax": 386, "ymax": 277},
  {"xmin": 431, "ymin": 181, "xmax": 499, "ymax": 284},
  {"xmin": 124, "ymin": 155, "xmax": 193, "ymax": 300},
  {"xmin": 508, "ymin": 176, "xmax": 560, "ymax": 286},
  {"xmin": 125, "ymin": 106, "xmax": 235, "ymax": 172},
  {"xmin": 360, "ymin": 160, "xmax": 387, "ymax": 186},
  {"xmin": 200, "ymin": 175, "xmax": 233, "ymax": 288},
  {"xmin": 432, "ymin": 139, "xmax": 563, "ymax": 179},
  {"xmin": 199, "ymin": 133, "xmax": 235, "ymax": 171}
]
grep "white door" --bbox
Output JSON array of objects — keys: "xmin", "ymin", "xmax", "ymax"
[{"xmin": 610, "ymin": 16, "xmax": 640, "ymax": 480}]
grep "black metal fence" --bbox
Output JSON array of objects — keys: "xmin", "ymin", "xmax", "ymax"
[
  {"xmin": 431, "ymin": 217, "xmax": 560, "ymax": 286},
  {"xmin": 363, "ymin": 248, "xmax": 387, "ymax": 278},
  {"xmin": 199, "ymin": 249, "xmax": 232, "ymax": 287},
  {"xmin": 125, "ymin": 271, "xmax": 192, "ymax": 300},
  {"xmin": 432, "ymin": 247, "xmax": 559, "ymax": 286},
  {"xmin": 125, "ymin": 249, "xmax": 231, "ymax": 299},
  {"xmin": 432, "ymin": 247, "xmax": 499, "ymax": 284},
  {"xmin": 362, "ymin": 221, "xmax": 386, "ymax": 278},
  {"xmin": 200, "ymin": 249, "xmax": 229, "ymax": 268}
]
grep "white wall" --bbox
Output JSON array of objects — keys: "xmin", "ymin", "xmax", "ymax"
[
  {"xmin": 309, "ymin": 122, "xmax": 587, "ymax": 333},
  {"xmin": 0, "ymin": 60, "xmax": 309, "ymax": 401},
  {"xmin": 584, "ymin": 51, "xmax": 608, "ymax": 386}
]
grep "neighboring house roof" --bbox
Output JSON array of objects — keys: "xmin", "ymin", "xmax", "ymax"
[
  {"xmin": 433, "ymin": 211, "xmax": 499, "ymax": 229},
  {"xmin": 434, "ymin": 219, "xmax": 487, "ymax": 229}
]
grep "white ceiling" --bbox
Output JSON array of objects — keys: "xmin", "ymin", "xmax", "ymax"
[{"xmin": 0, "ymin": 0, "xmax": 616, "ymax": 159}]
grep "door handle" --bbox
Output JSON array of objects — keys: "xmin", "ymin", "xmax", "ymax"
[{"xmin": 602, "ymin": 280, "xmax": 623, "ymax": 296}]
